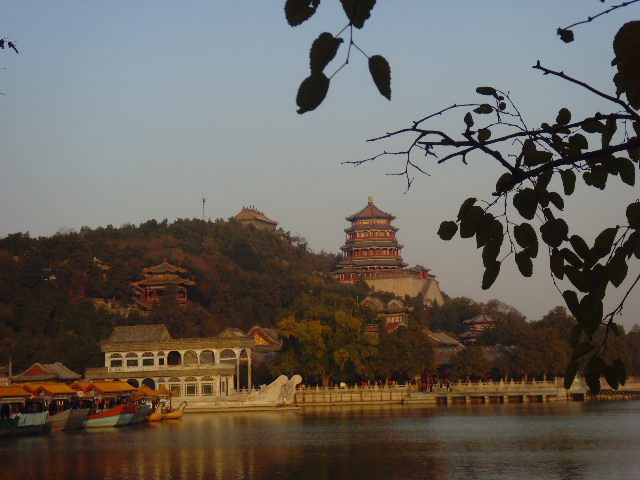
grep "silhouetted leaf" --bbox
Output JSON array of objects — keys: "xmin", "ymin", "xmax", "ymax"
[
  {"xmin": 481, "ymin": 260, "xmax": 501, "ymax": 290},
  {"xmin": 583, "ymin": 165, "xmax": 608, "ymax": 189},
  {"xmin": 585, "ymin": 355, "xmax": 603, "ymax": 394},
  {"xmin": 608, "ymin": 252, "xmax": 628, "ymax": 288},
  {"xmin": 613, "ymin": 358, "xmax": 627, "ymax": 386},
  {"xmin": 582, "ymin": 118, "xmax": 605, "ymax": 133},
  {"xmin": 460, "ymin": 205, "xmax": 484, "ymax": 238},
  {"xmin": 513, "ymin": 188, "xmax": 537, "ymax": 220},
  {"xmin": 562, "ymin": 290, "xmax": 580, "ymax": 318},
  {"xmin": 464, "ymin": 112, "xmax": 474, "ymax": 129},
  {"xmin": 548, "ymin": 192, "xmax": 564, "ymax": 210},
  {"xmin": 627, "ymin": 201, "xmax": 640, "ymax": 229},
  {"xmin": 368, "ymin": 55, "xmax": 391, "ymax": 100},
  {"xmin": 457, "ymin": 198, "xmax": 476, "ymax": 221},
  {"xmin": 579, "ymin": 294, "xmax": 603, "ymax": 335},
  {"xmin": 615, "ymin": 157, "xmax": 635, "ymax": 186},
  {"xmin": 340, "ymin": 0, "xmax": 376, "ymax": 29},
  {"xmin": 513, "ymin": 222, "xmax": 537, "ymax": 250},
  {"xmin": 437, "ymin": 221, "xmax": 458, "ymax": 240},
  {"xmin": 476, "ymin": 86, "xmax": 497, "ymax": 97},
  {"xmin": 603, "ymin": 362, "xmax": 619, "ymax": 390},
  {"xmin": 568, "ymin": 133, "xmax": 588, "ymax": 152},
  {"xmin": 564, "ymin": 362, "xmax": 578, "ymax": 389},
  {"xmin": 559, "ymin": 248, "xmax": 582, "ymax": 268},
  {"xmin": 550, "ymin": 248, "xmax": 564, "ymax": 278},
  {"xmin": 613, "ymin": 21, "xmax": 640, "ymax": 109},
  {"xmin": 310, "ymin": 32, "xmax": 343, "ymax": 73},
  {"xmin": 536, "ymin": 169, "xmax": 553, "ymax": 193},
  {"xmin": 560, "ymin": 170, "xmax": 576, "ymax": 196},
  {"xmin": 557, "ymin": 28, "xmax": 574, "ymax": 43},
  {"xmin": 591, "ymin": 227, "xmax": 617, "ymax": 261},
  {"xmin": 482, "ymin": 241, "xmax": 500, "ymax": 267},
  {"xmin": 515, "ymin": 251, "xmax": 533, "ymax": 277},
  {"xmin": 477, "ymin": 128, "xmax": 491, "ymax": 143},
  {"xmin": 296, "ymin": 73, "xmax": 330, "ymax": 114},
  {"xmin": 570, "ymin": 235, "xmax": 590, "ymax": 260},
  {"xmin": 285, "ymin": 0, "xmax": 320, "ymax": 26},
  {"xmin": 474, "ymin": 213, "xmax": 496, "ymax": 248},
  {"xmin": 473, "ymin": 104, "xmax": 492, "ymax": 114},
  {"xmin": 540, "ymin": 218, "xmax": 568, "ymax": 248},
  {"xmin": 556, "ymin": 107, "xmax": 571, "ymax": 125},
  {"xmin": 495, "ymin": 172, "xmax": 513, "ymax": 193},
  {"xmin": 523, "ymin": 141, "xmax": 553, "ymax": 166}
]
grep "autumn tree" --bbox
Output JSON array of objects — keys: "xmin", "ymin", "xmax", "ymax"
[
  {"xmin": 283, "ymin": 1, "xmax": 640, "ymax": 393},
  {"xmin": 270, "ymin": 285, "xmax": 375, "ymax": 386},
  {"xmin": 448, "ymin": 347, "xmax": 492, "ymax": 381},
  {"xmin": 375, "ymin": 324, "xmax": 433, "ymax": 383}
]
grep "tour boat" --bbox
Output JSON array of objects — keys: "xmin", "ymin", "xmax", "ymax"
[
  {"xmin": 162, "ymin": 401, "xmax": 187, "ymax": 420},
  {"xmin": 83, "ymin": 403, "xmax": 138, "ymax": 428},
  {"xmin": 46, "ymin": 408, "xmax": 89, "ymax": 432},
  {"xmin": 0, "ymin": 386, "xmax": 49, "ymax": 436}
]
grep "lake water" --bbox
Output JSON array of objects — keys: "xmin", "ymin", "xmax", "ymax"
[{"xmin": 2, "ymin": 401, "xmax": 639, "ymax": 480}]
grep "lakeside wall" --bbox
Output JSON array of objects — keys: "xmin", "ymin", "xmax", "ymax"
[{"xmin": 293, "ymin": 377, "xmax": 640, "ymax": 406}]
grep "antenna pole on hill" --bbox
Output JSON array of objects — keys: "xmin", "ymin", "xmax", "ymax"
[{"xmin": 201, "ymin": 197, "xmax": 206, "ymax": 247}]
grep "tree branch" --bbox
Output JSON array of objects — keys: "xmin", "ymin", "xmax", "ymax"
[
  {"xmin": 533, "ymin": 61, "xmax": 640, "ymax": 121},
  {"xmin": 560, "ymin": 0, "xmax": 640, "ymax": 32}
]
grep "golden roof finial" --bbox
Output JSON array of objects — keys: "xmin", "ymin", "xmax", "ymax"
[{"xmin": 368, "ymin": 196, "xmax": 373, "ymax": 204}]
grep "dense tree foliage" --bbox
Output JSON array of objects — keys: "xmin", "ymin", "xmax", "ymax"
[
  {"xmin": 0, "ymin": 218, "xmax": 338, "ymax": 373},
  {"xmin": 269, "ymin": 278, "xmax": 374, "ymax": 386}
]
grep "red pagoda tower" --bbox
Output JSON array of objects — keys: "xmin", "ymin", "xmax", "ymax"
[
  {"xmin": 334, "ymin": 197, "xmax": 407, "ymax": 281},
  {"xmin": 333, "ymin": 197, "xmax": 445, "ymax": 307},
  {"xmin": 131, "ymin": 259, "xmax": 196, "ymax": 310}
]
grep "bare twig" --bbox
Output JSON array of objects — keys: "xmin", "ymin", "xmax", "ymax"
[{"xmin": 560, "ymin": 0, "xmax": 640, "ymax": 32}]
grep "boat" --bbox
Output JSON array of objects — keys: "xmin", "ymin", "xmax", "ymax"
[
  {"xmin": 31, "ymin": 383, "xmax": 88, "ymax": 432},
  {"xmin": 46, "ymin": 408, "xmax": 89, "ymax": 432},
  {"xmin": 130, "ymin": 403, "xmax": 151, "ymax": 424},
  {"xmin": 14, "ymin": 407, "xmax": 48, "ymax": 435},
  {"xmin": 162, "ymin": 401, "xmax": 187, "ymax": 420},
  {"xmin": 0, "ymin": 385, "xmax": 48, "ymax": 436},
  {"xmin": 147, "ymin": 404, "xmax": 163, "ymax": 422},
  {"xmin": 83, "ymin": 403, "xmax": 138, "ymax": 428}
]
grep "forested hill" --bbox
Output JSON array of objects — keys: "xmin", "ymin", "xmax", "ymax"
[{"xmin": 0, "ymin": 218, "xmax": 346, "ymax": 373}]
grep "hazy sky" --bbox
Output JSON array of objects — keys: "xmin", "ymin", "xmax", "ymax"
[{"xmin": 1, "ymin": 2, "xmax": 638, "ymax": 328}]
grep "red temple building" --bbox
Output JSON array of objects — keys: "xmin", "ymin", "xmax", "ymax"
[
  {"xmin": 131, "ymin": 259, "xmax": 196, "ymax": 310},
  {"xmin": 333, "ymin": 197, "xmax": 445, "ymax": 306}
]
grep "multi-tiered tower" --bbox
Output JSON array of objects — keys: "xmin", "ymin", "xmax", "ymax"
[
  {"xmin": 333, "ymin": 197, "xmax": 445, "ymax": 307},
  {"xmin": 334, "ymin": 197, "xmax": 407, "ymax": 281}
]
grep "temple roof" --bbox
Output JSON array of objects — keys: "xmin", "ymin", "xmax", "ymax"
[
  {"xmin": 347, "ymin": 259, "xmax": 408, "ymax": 266},
  {"xmin": 33, "ymin": 383, "xmax": 78, "ymax": 396},
  {"xmin": 11, "ymin": 362, "xmax": 82, "ymax": 382},
  {"xmin": 104, "ymin": 324, "xmax": 172, "ymax": 344},
  {"xmin": 341, "ymin": 241, "xmax": 404, "ymax": 249},
  {"xmin": 345, "ymin": 224, "xmax": 398, "ymax": 232},
  {"xmin": 346, "ymin": 197, "xmax": 395, "ymax": 222},
  {"xmin": 0, "ymin": 385, "xmax": 31, "ymax": 398},
  {"xmin": 143, "ymin": 259, "xmax": 188, "ymax": 275},
  {"xmin": 132, "ymin": 274, "xmax": 196, "ymax": 287},
  {"xmin": 234, "ymin": 207, "xmax": 278, "ymax": 225}
]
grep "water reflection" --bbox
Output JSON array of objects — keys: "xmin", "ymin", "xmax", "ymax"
[{"xmin": 1, "ymin": 402, "xmax": 639, "ymax": 479}]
